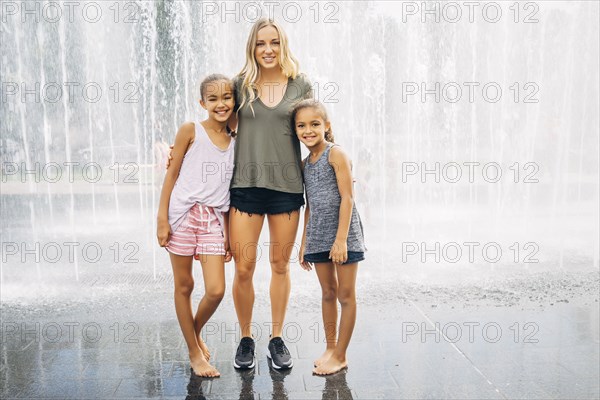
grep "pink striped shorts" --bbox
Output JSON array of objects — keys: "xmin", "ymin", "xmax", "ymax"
[{"xmin": 166, "ymin": 203, "xmax": 225, "ymax": 256}]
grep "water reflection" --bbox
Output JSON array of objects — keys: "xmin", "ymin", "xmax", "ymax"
[
  {"xmin": 182, "ymin": 362, "xmax": 355, "ymax": 400},
  {"xmin": 321, "ymin": 369, "xmax": 353, "ymax": 400},
  {"xmin": 268, "ymin": 359, "xmax": 292, "ymax": 400},
  {"xmin": 238, "ymin": 368, "xmax": 255, "ymax": 400},
  {"xmin": 185, "ymin": 371, "xmax": 211, "ymax": 400}
]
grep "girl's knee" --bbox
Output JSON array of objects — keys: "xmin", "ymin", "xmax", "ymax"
[
  {"xmin": 205, "ymin": 285, "xmax": 225, "ymax": 303},
  {"xmin": 175, "ymin": 279, "xmax": 194, "ymax": 297}
]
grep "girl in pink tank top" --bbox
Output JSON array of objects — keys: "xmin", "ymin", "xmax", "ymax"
[{"xmin": 156, "ymin": 74, "xmax": 235, "ymax": 378}]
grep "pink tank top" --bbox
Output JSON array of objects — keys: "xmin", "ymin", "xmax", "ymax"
[{"xmin": 168, "ymin": 122, "xmax": 235, "ymax": 231}]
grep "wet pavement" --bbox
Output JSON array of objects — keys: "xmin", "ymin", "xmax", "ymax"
[
  {"xmin": 1, "ymin": 271, "xmax": 598, "ymax": 399},
  {"xmin": 1, "ymin": 204, "xmax": 599, "ymax": 398}
]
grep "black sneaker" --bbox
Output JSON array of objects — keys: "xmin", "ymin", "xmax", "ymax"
[
  {"xmin": 234, "ymin": 337, "xmax": 255, "ymax": 369},
  {"xmin": 267, "ymin": 336, "xmax": 293, "ymax": 369}
]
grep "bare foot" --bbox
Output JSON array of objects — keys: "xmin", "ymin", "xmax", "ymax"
[
  {"xmin": 312, "ymin": 356, "xmax": 347, "ymax": 376},
  {"xmin": 314, "ymin": 348, "xmax": 335, "ymax": 367},
  {"xmin": 190, "ymin": 353, "xmax": 220, "ymax": 378},
  {"xmin": 198, "ymin": 336, "xmax": 211, "ymax": 361}
]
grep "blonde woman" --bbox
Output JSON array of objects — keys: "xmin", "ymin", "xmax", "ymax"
[{"xmin": 229, "ymin": 18, "xmax": 313, "ymax": 370}]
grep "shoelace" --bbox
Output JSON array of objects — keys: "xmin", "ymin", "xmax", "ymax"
[
  {"xmin": 239, "ymin": 340, "xmax": 253, "ymax": 356},
  {"xmin": 272, "ymin": 339, "xmax": 288, "ymax": 355}
]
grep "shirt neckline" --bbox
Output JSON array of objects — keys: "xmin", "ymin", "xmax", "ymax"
[
  {"xmin": 199, "ymin": 122, "xmax": 234, "ymax": 152},
  {"xmin": 307, "ymin": 143, "xmax": 333, "ymax": 166},
  {"xmin": 256, "ymin": 77, "xmax": 292, "ymax": 110}
]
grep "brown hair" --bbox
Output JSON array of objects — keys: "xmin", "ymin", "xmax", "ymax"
[
  {"xmin": 200, "ymin": 74, "xmax": 234, "ymax": 102},
  {"xmin": 199, "ymin": 74, "xmax": 236, "ymax": 137},
  {"xmin": 290, "ymin": 99, "xmax": 334, "ymax": 143}
]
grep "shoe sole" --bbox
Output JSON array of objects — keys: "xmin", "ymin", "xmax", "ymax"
[
  {"xmin": 266, "ymin": 352, "xmax": 293, "ymax": 369},
  {"xmin": 233, "ymin": 357, "xmax": 255, "ymax": 369}
]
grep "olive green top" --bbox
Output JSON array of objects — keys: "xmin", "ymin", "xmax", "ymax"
[{"xmin": 231, "ymin": 73, "xmax": 313, "ymax": 193}]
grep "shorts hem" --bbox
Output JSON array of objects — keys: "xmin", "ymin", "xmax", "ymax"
[
  {"xmin": 230, "ymin": 187, "xmax": 305, "ymax": 216},
  {"xmin": 231, "ymin": 205, "xmax": 304, "ymax": 216},
  {"xmin": 165, "ymin": 248, "xmax": 195, "ymax": 257},
  {"xmin": 231, "ymin": 185, "xmax": 304, "ymax": 195},
  {"xmin": 304, "ymin": 251, "xmax": 365, "ymax": 265}
]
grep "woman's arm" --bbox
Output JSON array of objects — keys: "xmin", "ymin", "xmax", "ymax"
[
  {"xmin": 227, "ymin": 112, "xmax": 238, "ymax": 134},
  {"xmin": 228, "ymin": 76, "xmax": 241, "ymax": 133},
  {"xmin": 156, "ymin": 123, "xmax": 194, "ymax": 246},
  {"xmin": 303, "ymin": 74, "xmax": 314, "ymax": 100},
  {"xmin": 329, "ymin": 146, "xmax": 354, "ymax": 264},
  {"xmin": 299, "ymin": 201, "xmax": 312, "ymax": 271},
  {"xmin": 298, "ymin": 159, "xmax": 312, "ymax": 270}
]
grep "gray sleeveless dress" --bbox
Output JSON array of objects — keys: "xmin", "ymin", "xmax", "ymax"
[{"xmin": 303, "ymin": 144, "xmax": 366, "ymax": 255}]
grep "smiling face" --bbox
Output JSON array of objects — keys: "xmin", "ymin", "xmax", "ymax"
[
  {"xmin": 200, "ymin": 80, "xmax": 234, "ymax": 123},
  {"xmin": 294, "ymin": 107, "xmax": 331, "ymax": 149},
  {"xmin": 254, "ymin": 25, "xmax": 281, "ymax": 71}
]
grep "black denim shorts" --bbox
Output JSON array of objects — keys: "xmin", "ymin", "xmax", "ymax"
[
  {"xmin": 230, "ymin": 187, "xmax": 305, "ymax": 216},
  {"xmin": 303, "ymin": 251, "xmax": 365, "ymax": 265}
]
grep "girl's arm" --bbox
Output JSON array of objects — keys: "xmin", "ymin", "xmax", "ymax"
[
  {"xmin": 329, "ymin": 146, "xmax": 354, "ymax": 264},
  {"xmin": 223, "ymin": 211, "xmax": 232, "ymax": 262},
  {"xmin": 156, "ymin": 123, "xmax": 195, "ymax": 246}
]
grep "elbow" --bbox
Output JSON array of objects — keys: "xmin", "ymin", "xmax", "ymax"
[{"xmin": 340, "ymin": 195, "xmax": 354, "ymax": 206}]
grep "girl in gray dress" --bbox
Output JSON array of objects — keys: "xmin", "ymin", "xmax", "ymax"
[{"xmin": 292, "ymin": 99, "xmax": 366, "ymax": 376}]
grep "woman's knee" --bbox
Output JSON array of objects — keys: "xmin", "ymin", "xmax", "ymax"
[
  {"xmin": 270, "ymin": 259, "xmax": 289, "ymax": 275},
  {"xmin": 321, "ymin": 286, "xmax": 338, "ymax": 302},
  {"xmin": 337, "ymin": 288, "xmax": 356, "ymax": 306},
  {"xmin": 235, "ymin": 262, "xmax": 256, "ymax": 282}
]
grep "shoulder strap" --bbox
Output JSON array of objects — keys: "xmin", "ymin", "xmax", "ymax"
[
  {"xmin": 303, "ymin": 154, "xmax": 310, "ymax": 166},
  {"xmin": 325, "ymin": 143, "xmax": 340, "ymax": 163}
]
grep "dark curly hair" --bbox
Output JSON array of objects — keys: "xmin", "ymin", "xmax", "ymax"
[{"xmin": 290, "ymin": 99, "xmax": 334, "ymax": 143}]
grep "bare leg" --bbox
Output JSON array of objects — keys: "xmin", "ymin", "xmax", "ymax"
[
  {"xmin": 193, "ymin": 254, "xmax": 226, "ymax": 363},
  {"xmin": 313, "ymin": 262, "xmax": 358, "ymax": 375},
  {"xmin": 267, "ymin": 211, "xmax": 300, "ymax": 337},
  {"xmin": 230, "ymin": 208, "xmax": 265, "ymax": 338},
  {"xmin": 170, "ymin": 253, "xmax": 219, "ymax": 377},
  {"xmin": 313, "ymin": 262, "xmax": 338, "ymax": 367}
]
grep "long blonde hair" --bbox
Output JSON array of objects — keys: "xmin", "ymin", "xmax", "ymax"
[{"xmin": 237, "ymin": 18, "xmax": 300, "ymax": 115}]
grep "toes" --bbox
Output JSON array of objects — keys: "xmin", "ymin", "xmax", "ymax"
[{"xmin": 194, "ymin": 367, "xmax": 219, "ymax": 378}]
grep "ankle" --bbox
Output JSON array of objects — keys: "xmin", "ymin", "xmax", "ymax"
[
  {"xmin": 189, "ymin": 348, "xmax": 204, "ymax": 359},
  {"xmin": 330, "ymin": 352, "xmax": 346, "ymax": 362}
]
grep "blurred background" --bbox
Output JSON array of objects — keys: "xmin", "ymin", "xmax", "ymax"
[{"xmin": 1, "ymin": 0, "xmax": 598, "ymax": 305}]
